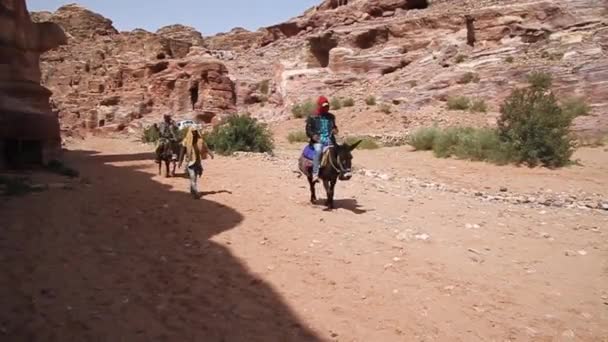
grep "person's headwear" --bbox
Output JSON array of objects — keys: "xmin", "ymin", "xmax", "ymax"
[{"xmin": 316, "ymin": 96, "xmax": 329, "ymax": 114}]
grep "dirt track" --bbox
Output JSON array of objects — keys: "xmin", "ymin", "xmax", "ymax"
[{"xmin": 1, "ymin": 137, "xmax": 607, "ymax": 341}]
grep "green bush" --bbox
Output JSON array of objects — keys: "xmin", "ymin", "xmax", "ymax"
[
  {"xmin": 498, "ymin": 74, "xmax": 576, "ymax": 167},
  {"xmin": 345, "ymin": 136, "xmax": 380, "ymax": 150},
  {"xmin": 561, "ymin": 97, "xmax": 591, "ymax": 117},
  {"xmin": 259, "ymin": 80, "xmax": 270, "ymax": 95},
  {"xmin": 0, "ymin": 176, "xmax": 43, "ymax": 197},
  {"xmin": 470, "ymin": 99, "xmax": 488, "ymax": 113},
  {"xmin": 455, "ymin": 54, "xmax": 466, "ymax": 63},
  {"xmin": 447, "ymin": 96, "xmax": 471, "ymax": 110},
  {"xmin": 409, "ymin": 127, "xmax": 513, "ymax": 164},
  {"xmin": 292, "ymin": 99, "xmax": 316, "ymax": 119},
  {"xmin": 205, "ymin": 115, "xmax": 274, "ymax": 155},
  {"xmin": 505, "ymin": 56, "xmax": 514, "ymax": 63},
  {"xmin": 432, "ymin": 127, "xmax": 468, "ymax": 158},
  {"xmin": 142, "ymin": 125, "xmax": 160, "ymax": 143},
  {"xmin": 408, "ymin": 127, "xmax": 441, "ymax": 150},
  {"xmin": 458, "ymin": 72, "xmax": 480, "ymax": 84},
  {"xmin": 527, "ymin": 71, "xmax": 552, "ymax": 90},
  {"xmin": 330, "ymin": 97, "xmax": 342, "ymax": 110},
  {"xmin": 342, "ymin": 98, "xmax": 355, "ymax": 107},
  {"xmin": 379, "ymin": 103, "xmax": 391, "ymax": 114},
  {"xmin": 365, "ymin": 96, "xmax": 377, "ymax": 106},
  {"xmin": 47, "ymin": 160, "xmax": 79, "ymax": 178},
  {"xmin": 287, "ymin": 131, "xmax": 308, "ymax": 144}
]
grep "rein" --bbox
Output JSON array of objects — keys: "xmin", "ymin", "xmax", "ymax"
[{"xmin": 327, "ymin": 147, "xmax": 347, "ymax": 174}]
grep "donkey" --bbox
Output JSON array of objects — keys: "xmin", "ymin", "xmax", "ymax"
[
  {"xmin": 156, "ymin": 139, "xmax": 180, "ymax": 178},
  {"xmin": 299, "ymin": 140, "xmax": 361, "ymax": 210}
]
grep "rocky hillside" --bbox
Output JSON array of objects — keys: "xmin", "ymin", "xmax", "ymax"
[
  {"xmin": 31, "ymin": 4, "xmax": 236, "ymax": 136},
  {"xmin": 33, "ymin": 0, "xmax": 608, "ymax": 138}
]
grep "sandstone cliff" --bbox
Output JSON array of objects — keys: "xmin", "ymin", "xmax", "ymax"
[
  {"xmin": 32, "ymin": 0, "xmax": 608, "ymax": 138},
  {"xmin": 0, "ymin": 0, "xmax": 66, "ymax": 167},
  {"xmin": 209, "ymin": 0, "xmax": 608, "ymax": 137},
  {"xmin": 32, "ymin": 4, "xmax": 236, "ymax": 135}
]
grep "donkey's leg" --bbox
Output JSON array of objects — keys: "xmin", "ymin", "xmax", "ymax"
[
  {"xmin": 164, "ymin": 160, "xmax": 170, "ymax": 178},
  {"xmin": 328, "ymin": 178, "xmax": 337, "ymax": 209},
  {"xmin": 307, "ymin": 176, "xmax": 317, "ymax": 203},
  {"xmin": 322, "ymin": 179, "xmax": 332, "ymax": 209}
]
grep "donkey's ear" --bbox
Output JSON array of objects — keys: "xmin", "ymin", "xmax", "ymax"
[{"xmin": 348, "ymin": 140, "xmax": 362, "ymax": 151}]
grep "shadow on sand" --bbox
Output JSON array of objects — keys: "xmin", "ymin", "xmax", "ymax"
[{"xmin": 0, "ymin": 148, "xmax": 322, "ymax": 341}]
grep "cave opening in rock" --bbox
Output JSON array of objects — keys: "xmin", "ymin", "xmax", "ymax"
[
  {"xmin": 354, "ymin": 28, "xmax": 389, "ymax": 49},
  {"xmin": 147, "ymin": 61, "xmax": 169, "ymax": 74},
  {"xmin": 189, "ymin": 83, "xmax": 199, "ymax": 110},
  {"xmin": 2, "ymin": 139, "xmax": 43, "ymax": 168},
  {"xmin": 465, "ymin": 15, "xmax": 476, "ymax": 47},
  {"xmin": 404, "ymin": 0, "xmax": 428, "ymax": 9},
  {"xmin": 330, "ymin": 0, "xmax": 349, "ymax": 9},
  {"xmin": 98, "ymin": 119, "xmax": 105, "ymax": 127},
  {"xmin": 309, "ymin": 34, "xmax": 339, "ymax": 68}
]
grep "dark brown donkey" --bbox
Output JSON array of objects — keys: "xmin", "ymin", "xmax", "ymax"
[
  {"xmin": 157, "ymin": 140, "xmax": 180, "ymax": 177},
  {"xmin": 299, "ymin": 141, "xmax": 361, "ymax": 210}
]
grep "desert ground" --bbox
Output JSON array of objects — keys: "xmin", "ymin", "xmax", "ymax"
[{"xmin": 1, "ymin": 135, "xmax": 607, "ymax": 341}]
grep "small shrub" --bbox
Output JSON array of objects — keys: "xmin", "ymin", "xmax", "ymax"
[
  {"xmin": 342, "ymin": 98, "xmax": 355, "ymax": 107},
  {"xmin": 0, "ymin": 176, "xmax": 42, "ymax": 197},
  {"xmin": 408, "ymin": 127, "xmax": 441, "ymax": 150},
  {"xmin": 292, "ymin": 99, "xmax": 316, "ymax": 119},
  {"xmin": 527, "ymin": 71, "xmax": 552, "ymax": 90},
  {"xmin": 410, "ymin": 126, "xmax": 515, "ymax": 165},
  {"xmin": 205, "ymin": 114, "xmax": 274, "ymax": 155},
  {"xmin": 433, "ymin": 127, "xmax": 468, "ymax": 158},
  {"xmin": 47, "ymin": 160, "xmax": 79, "ymax": 178},
  {"xmin": 499, "ymin": 75, "xmax": 576, "ymax": 167},
  {"xmin": 561, "ymin": 97, "xmax": 591, "ymax": 117},
  {"xmin": 470, "ymin": 99, "xmax": 488, "ymax": 113},
  {"xmin": 458, "ymin": 72, "xmax": 480, "ymax": 84},
  {"xmin": 447, "ymin": 96, "xmax": 471, "ymax": 110},
  {"xmin": 287, "ymin": 131, "xmax": 308, "ymax": 144},
  {"xmin": 409, "ymin": 80, "xmax": 418, "ymax": 87},
  {"xmin": 142, "ymin": 125, "xmax": 160, "ymax": 143},
  {"xmin": 379, "ymin": 103, "xmax": 391, "ymax": 114},
  {"xmin": 365, "ymin": 96, "xmax": 377, "ymax": 106},
  {"xmin": 505, "ymin": 56, "xmax": 514, "ymax": 63},
  {"xmin": 455, "ymin": 54, "xmax": 466, "ymax": 63},
  {"xmin": 330, "ymin": 97, "xmax": 342, "ymax": 110},
  {"xmin": 345, "ymin": 136, "xmax": 380, "ymax": 150},
  {"xmin": 259, "ymin": 79, "xmax": 270, "ymax": 95}
]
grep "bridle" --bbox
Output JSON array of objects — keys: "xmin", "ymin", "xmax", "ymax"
[{"xmin": 327, "ymin": 146, "xmax": 351, "ymax": 175}]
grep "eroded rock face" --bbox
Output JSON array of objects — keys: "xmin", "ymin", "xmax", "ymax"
[
  {"xmin": 27, "ymin": 0, "xmax": 608, "ymax": 138},
  {"xmin": 33, "ymin": 5, "xmax": 235, "ymax": 134},
  {"xmin": 157, "ymin": 24, "xmax": 204, "ymax": 46},
  {"xmin": 0, "ymin": 0, "xmax": 67, "ymax": 166}
]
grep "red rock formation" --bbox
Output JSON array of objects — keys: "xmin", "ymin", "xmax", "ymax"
[
  {"xmin": 32, "ymin": 5, "xmax": 236, "ymax": 134},
  {"xmin": 0, "ymin": 0, "xmax": 66, "ymax": 167},
  {"xmin": 157, "ymin": 24, "xmax": 204, "ymax": 46}
]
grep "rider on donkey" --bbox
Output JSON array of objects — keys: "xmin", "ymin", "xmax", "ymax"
[
  {"xmin": 306, "ymin": 96, "xmax": 339, "ymax": 183},
  {"xmin": 155, "ymin": 114, "xmax": 178, "ymax": 164}
]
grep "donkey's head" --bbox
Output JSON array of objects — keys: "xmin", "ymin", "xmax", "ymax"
[{"xmin": 335, "ymin": 140, "xmax": 362, "ymax": 181}]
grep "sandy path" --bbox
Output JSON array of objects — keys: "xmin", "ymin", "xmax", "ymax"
[{"xmin": 1, "ymin": 137, "xmax": 607, "ymax": 341}]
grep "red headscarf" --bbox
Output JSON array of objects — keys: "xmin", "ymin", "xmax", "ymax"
[{"xmin": 316, "ymin": 96, "xmax": 329, "ymax": 115}]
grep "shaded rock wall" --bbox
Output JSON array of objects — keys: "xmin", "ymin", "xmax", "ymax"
[{"xmin": 0, "ymin": 0, "xmax": 66, "ymax": 167}]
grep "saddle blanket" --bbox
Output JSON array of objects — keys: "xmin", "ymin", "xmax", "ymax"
[{"xmin": 301, "ymin": 144, "xmax": 332, "ymax": 161}]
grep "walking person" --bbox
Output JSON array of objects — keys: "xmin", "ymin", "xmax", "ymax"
[{"xmin": 179, "ymin": 122, "xmax": 213, "ymax": 199}]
